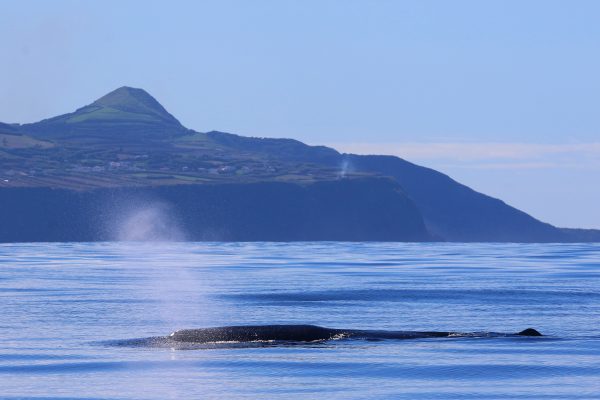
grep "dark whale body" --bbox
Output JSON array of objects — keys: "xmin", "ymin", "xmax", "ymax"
[
  {"xmin": 110, "ymin": 325, "xmax": 543, "ymax": 348},
  {"xmin": 168, "ymin": 324, "xmax": 542, "ymax": 343}
]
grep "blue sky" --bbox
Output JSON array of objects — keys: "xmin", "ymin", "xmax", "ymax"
[{"xmin": 1, "ymin": 0, "xmax": 599, "ymax": 228}]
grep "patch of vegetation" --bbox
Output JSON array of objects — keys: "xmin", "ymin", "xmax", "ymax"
[{"xmin": 0, "ymin": 133, "xmax": 54, "ymax": 149}]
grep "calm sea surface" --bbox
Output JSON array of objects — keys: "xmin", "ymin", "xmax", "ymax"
[{"xmin": 1, "ymin": 242, "xmax": 600, "ymax": 399}]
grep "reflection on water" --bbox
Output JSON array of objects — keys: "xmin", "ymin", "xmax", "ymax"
[{"xmin": 1, "ymin": 242, "xmax": 599, "ymax": 399}]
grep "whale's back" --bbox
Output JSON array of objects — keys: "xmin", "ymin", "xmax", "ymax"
[
  {"xmin": 164, "ymin": 324, "xmax": 543, "ymax": 344},
  {"xmin": 170, "ymin": 324, "xmax": 338, "ymax": 343}
]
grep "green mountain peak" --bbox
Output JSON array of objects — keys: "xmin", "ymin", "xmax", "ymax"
[
  {"xmin": 91, "ymin": 86, "xmax": 175, "ymax": 121},
  {"xmin": 21, "ymin": 86, "xmax": 185, "ymax": 140}
]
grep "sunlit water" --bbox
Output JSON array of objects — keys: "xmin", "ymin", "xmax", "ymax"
[{"xmin": 1, "ymin": 242, "xmax": 600, "ymax": 399}]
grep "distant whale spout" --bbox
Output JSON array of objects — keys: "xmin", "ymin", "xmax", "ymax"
[{"xmin": 167, "ymin": 324, "xmax": 543, "ymax": 344}]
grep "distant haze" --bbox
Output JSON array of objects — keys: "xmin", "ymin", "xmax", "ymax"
[{"xmin": 1, "ymin": 0, "xmax": 599, "ymax": 228}]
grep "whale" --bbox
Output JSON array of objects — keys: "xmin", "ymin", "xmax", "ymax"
[
  {"xmin": 168, "ymin": 324, "xmax": 543, "ymax": 343},
  {"xmin": 110, "ymin": 324, "xmax": 543, "ymax": 348}
]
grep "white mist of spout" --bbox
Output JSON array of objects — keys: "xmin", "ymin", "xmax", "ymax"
[
  {"xmin": 115, "ymin": 202, "xmax": 185, "ymax": 242},
  {"xmin": 109, "ymin": 199, "xmax": 197, "ymax": 331},
  {"xmin": 339, "ymin": 159, "xmax": 351, "ymax": 179}
]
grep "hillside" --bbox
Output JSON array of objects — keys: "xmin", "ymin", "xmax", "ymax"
[{"xmin": 1, "ymin": 87, "xmax": 598, "ymax": 243}]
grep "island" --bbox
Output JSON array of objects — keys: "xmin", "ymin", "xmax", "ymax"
[{"xmin": 1, "ymin": 87, "xmax": 598, "ymax": 243}]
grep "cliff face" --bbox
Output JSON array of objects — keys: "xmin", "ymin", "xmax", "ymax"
[
  {"xmin": 0, "ymin": 178, "xmax": 431, "ymax": 243},
  {"xmin": 346, "ymin": 155, "xmax": 574, "ymax": 242}
]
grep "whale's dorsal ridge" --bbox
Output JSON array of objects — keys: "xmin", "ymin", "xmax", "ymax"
[{"xmin": 517, "ymin": 328, "xmax": 542, "ymax": 336}]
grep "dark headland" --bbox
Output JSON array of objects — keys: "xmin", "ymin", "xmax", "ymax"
[{"xmin": 1, "ymin": 87, "xmax": 598, "ymax": 243}]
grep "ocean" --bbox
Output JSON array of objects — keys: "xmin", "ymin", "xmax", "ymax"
[{"xmin": 1, "ymin": 242, "xmax": 599, "ymax": 399}]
